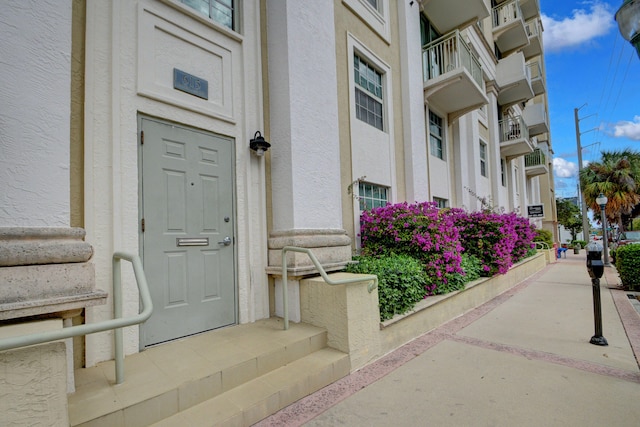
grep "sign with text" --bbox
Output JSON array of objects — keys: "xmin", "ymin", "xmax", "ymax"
[
  {"xmin": 173, "ymin": 68, "xmax": 208, "ymax": 100},
  {"xmin": 528, "ymin": 204, "xmax": 544, "ymax": 218}
]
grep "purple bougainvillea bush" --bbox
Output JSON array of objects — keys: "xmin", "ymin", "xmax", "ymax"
[
  {"xmin": 359, "ymin": 202, "xmax": 537, "ymax": 285},
  {"xmin": 359, "ymin": 201, "xmax": 464, "ymax": 294}
]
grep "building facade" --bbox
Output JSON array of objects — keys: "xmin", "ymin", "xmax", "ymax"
[{"xmin": 0, "ymin": 0, "xmax": 557, "ymax": 420}]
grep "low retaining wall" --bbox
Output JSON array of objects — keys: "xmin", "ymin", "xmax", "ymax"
[
  {"xmin": 300, "ymin": 252, "xmax": 547, "ymax": 371},
  {"xmin": 379, "ymin": 252, "xmax": 546, "ymax": 357}
]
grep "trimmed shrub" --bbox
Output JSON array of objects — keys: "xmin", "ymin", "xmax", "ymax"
[
  {"xmin": 533, "ymin": 228, "xmax": 553, "ymax": 248},
  {"xmin": 616, "ymin": 244, "xmax": 640, "ymax": 291},
  {"xmin": 345, "ymin": 254, "xmax": 430, "ymax": 321}
]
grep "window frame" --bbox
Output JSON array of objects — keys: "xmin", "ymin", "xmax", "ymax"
[
  {"xmin": 500, "ymin": 158, "xmax": 507, "ymax": 187},
  {"xmin": 429, "ymin": 111, "xmax": 444, "ymax": 160},
  {"xmin": 433, "ymin": 197, "xmax": 448, "ymax": 209},
  {"xmin": 343, "ymin": 0, "xmax": 389, "ymax": 42},
  {"xmin": 358, "ymin": 181, "xmax": 389, "ymax": 212},
  {"xmin": 354, "ymin": 54, "xmax": 384, "ymax": 131},
  {"xmin": 178, "ymin": 0, "xmax": 238, "ymax": 31},
  {"xmin": 479, "ymin": 140, "xmax": 487, "ymax": 177}
]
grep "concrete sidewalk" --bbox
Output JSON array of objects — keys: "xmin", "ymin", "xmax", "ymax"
[{"xmin": 257, "ymin": 250, "xmax": 640, "ymax": 426}]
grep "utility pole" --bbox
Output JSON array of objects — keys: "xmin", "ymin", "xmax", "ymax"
[{"xmin": 575, "ymin": 107, "xmax": 591, "ymax": 241}]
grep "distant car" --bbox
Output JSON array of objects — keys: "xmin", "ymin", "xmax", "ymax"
[
  {"xmin": 617, "ymin": 231, "xmax": 640, "ymax": 246},
  {"xmin": 593, "ymin": 235, "xmax": 603, "ymax": 241}
]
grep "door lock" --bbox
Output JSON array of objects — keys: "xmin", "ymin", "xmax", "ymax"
[{"xmin": 218, "ymin": 236, "xmax": 232, "ymax": 246}]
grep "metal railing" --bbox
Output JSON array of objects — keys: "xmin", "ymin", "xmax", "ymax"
[
  {"xmin": 534, "ymin": 242, "xmax": 550, "ymax": 250},
  {"xmin": 525, "ymin": 18, "xmax": 540, "ymax": 38},
  {"xmin": 0, "ymin": 252, "xmax": 153, "ymax": 385},
  {"xmin": 422, "ymin": 30, "xmax": 484, "ymax": 88},
  {"xmin": 498, "ymin": 115, "xmax": 530, "ymax": 143},
  {"xmin": 525, "ymin": 148, "xmax": 546, "ymax": 167},
  {"xmin": 493, "ymin": 0, "xmax": 523, "ymax": 28},
  {"xmin": 281, "ymin": 246, "xmax": 377, "ymax": 330},
  {"xmin": 527, "ymin": 60, "xmax": 542, "ymax": 82}
]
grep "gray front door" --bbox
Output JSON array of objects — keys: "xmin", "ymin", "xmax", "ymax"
[{"xmin": 139, "ymin": 117, "xmax": 236, "ymax": 347}]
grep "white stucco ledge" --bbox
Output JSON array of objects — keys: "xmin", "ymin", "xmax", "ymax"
[{"xmin": 0, "ymin": 227, "xmax": 93, "ymax": 267}]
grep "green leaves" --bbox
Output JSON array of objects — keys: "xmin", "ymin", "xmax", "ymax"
[
  {"xmin": 616, "ymin": 244, "xmax": 640, "ymax": 290},
  {"xmin": 346, "ymin": 254, "xmax": 429, "ymax": 321}
]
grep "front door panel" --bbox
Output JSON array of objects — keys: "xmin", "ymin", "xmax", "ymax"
[{"xmin": 140, "ymin": 117, "xmax": 235, "ymax": 347}]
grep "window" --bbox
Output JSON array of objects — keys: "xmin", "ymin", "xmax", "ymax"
[
  {"xmin": 434, "ymin": 197, "xmax": 448, "ymax": 209},
  {"xmin": 180, "ymin": 0, "xmax": 235, "ymax": 30},
  {"xmin": 359, "ymin": 182, "xmax": 388, "ymax": 211},
  {"xmin": 354, "ymin": 55, "xmax": 384, "ymax": 131},
  {"xmin": 479, "ymin": 141, "xmax": 487, "ymax": 177},
  {"xmin": 365, "ymin": 0, "xmax": 380, "ymax": 12},
  {"xmin": 500, "ymin": 159, "xmax": 507, "ymax": 187},
  {"xmin": 429, "ymin": 111, "xmax": 444, "ymax": 160}
]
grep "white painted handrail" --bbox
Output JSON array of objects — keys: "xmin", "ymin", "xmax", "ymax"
[
  {"xmin": 0, "ymin": 252, "xmax": 153, "ymax": 384},
  {"xmin": 281, "ymin": 246, "xmax": 377, "ymax": 330}
]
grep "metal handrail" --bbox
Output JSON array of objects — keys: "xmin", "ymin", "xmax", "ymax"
[
  {"xmin": 534, "ymin": 242, "xmax": 550, "ymax": 250},
  {"xmin": 0, "ymin": 252, "xmax": 153, "ymax": 384},
  {"xmin": 281, "ymin": 246, "xmax": 377, "ymax": 330}
]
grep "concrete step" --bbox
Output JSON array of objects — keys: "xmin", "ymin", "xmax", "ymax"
[
  {"xmin": 69, "ymin": 319, "xmax": 346, "ymax": 427},
  {"xmin": 149, "ymin": 347, "xmax": 350, "ymax": 427}
]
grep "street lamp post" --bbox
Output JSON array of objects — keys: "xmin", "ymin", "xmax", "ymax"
[
  {"xmin": 616, "ymin": 0, "xmax": 640, "ymax": 58},
  {"xmin": 596, "ymin": 193, "xmax": 611, "ymax": 266}
]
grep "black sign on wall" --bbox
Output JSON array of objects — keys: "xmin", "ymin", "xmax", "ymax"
[{"xmin": 528, "ymin": 204, "xmax": 544, "ymax": 218}]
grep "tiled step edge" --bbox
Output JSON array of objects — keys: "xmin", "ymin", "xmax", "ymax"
[{"xmin": 149, "ymin": 348, "xmax": 350, "ymax": 427}]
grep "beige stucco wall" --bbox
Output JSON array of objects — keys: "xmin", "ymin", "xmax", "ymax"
[
  {"xmin": 70, "ymin": 0, "xmax": 85, "ymax": 229},
  {"xmin": 334, "ymin": 0, "xmax": 407, "ymax": 248}
]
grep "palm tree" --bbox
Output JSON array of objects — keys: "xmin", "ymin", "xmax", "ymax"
[{"xmin": 579, "ymin": 150, "xmax": 640, "ymax": 231}]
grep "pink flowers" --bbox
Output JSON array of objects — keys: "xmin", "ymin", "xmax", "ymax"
[{"xmin": 359, "ymin": 202, "xmax": 537, "ymax": 292}]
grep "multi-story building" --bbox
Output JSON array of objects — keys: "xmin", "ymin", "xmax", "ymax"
[{"xmin": 0, "ymin": 0, "xmax": 556, "ymax": 424}]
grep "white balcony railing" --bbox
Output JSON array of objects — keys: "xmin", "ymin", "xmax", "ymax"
[
  {"xmin": 499, "ymin": 115, "xmax": 530, "ymax": 143},
  {"xmin": 422, "ymin": 30, "xmax": 483, "ymax": 89},
  {"xmin": 493, "ymin": 0, "xmax": 523, "ymax": 28}
]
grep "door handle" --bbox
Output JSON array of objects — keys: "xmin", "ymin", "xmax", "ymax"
[{"xmin": 218, "ymin": 236, "xmax": 232, "ymax": 246}]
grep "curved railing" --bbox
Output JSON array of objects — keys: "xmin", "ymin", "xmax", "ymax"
[
  {"xmin": 0, "ymin": 252, "xmax": 153, "ymax": 384},
  {"xmin": 281, "ymin": 246, "xmax": 377, "ymax": 330}
]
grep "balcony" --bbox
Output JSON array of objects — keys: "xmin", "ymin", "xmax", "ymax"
[
  {"xmin": 522, "ymin": 102, "xmax": 549, "ymax": 136},
  {"xmin": 423, "ymin": 31, "xmax": 489, "ymax": 119},
  {"xmin": 522, "ymin": 19, "xmax": 543, "ymax": 59},
  {"xmin": 525, "ymin": 148, "xmax": 548, "ymax": 177},
  {"xmin": 492, "ymin": 0, "xmax": 529, "ymax": 55},
  {"xmin": 495, "ymin": 0, "xmax": 540, "ymax": 21},
  {"xmin": 496, "ymin": 52, "xmax": 534, "ymax": 107},
  {"xmin": 527, "ymin": 60, "xmax": 545, "ymax": 96},
  {"xmin": 421, "ymin": 0, "xmax": 490, "ymax": 34},
  {"xmin": 499, "ymin": 115, "xmax": 534, "ymax": 159}
]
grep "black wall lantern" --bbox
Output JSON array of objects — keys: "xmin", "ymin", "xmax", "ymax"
[{"xmin": 249, "ymin": 131, "xmax": 271, "ymax": 156}]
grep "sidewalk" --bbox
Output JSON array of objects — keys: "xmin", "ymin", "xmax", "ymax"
[{"xmin": 257, "ymin": 250, "xmax": 640, "ymax": 426}]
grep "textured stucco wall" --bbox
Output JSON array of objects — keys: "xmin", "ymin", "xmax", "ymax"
[
  {"xmin": 0, "ymin": 320, "xmax": 68, "ymax": 426},
  {"xmin": 0, "ymin": 1, "xmax": 71, "ymax": 227},
  {"xmin": 267, "ymin": 1, "xmax": 343, "ymax": 231}
]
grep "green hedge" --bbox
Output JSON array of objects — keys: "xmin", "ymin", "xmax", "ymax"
[
  {"xmin": 533, "ymin": 229, "xmax": 553, "ymax": 248},
  {"xmin": 346, "ymin": 254, "xmax": 429, "ymax": 321},
  {"xmin": 616, "ymin": 244, "xmax": 640, "ymax": 291}
]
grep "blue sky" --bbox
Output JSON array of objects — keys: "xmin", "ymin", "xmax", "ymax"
[{"xmin": 540, "ymin": 0, "xmax": 640, "ymax": 198}]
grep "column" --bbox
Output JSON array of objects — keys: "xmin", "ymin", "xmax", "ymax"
[{"xmin": 266, "ymin": 1, "xmax": 351, "ymax": 321}]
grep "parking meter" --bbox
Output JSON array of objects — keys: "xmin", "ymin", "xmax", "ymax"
[{"xmin": 586, "ymin": 241, "xmax": 604, "ymax": 279}]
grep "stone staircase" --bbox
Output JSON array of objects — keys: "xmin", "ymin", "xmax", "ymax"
[{"xmin": 68, "ymin": 319, "xmax": 349, "ymax": 427}]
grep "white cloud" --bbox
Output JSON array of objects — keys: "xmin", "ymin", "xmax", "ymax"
[
  {"xmin": 553, "ymin": 157, "xmax": 579, "ymax": 178},
  {"xmin": 542, "ymin": 2, "xmax": 614, "ymax": 52},
  {"xmin": 611, "ymin": 116, "xmax": 640, "ymax": 140}
]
